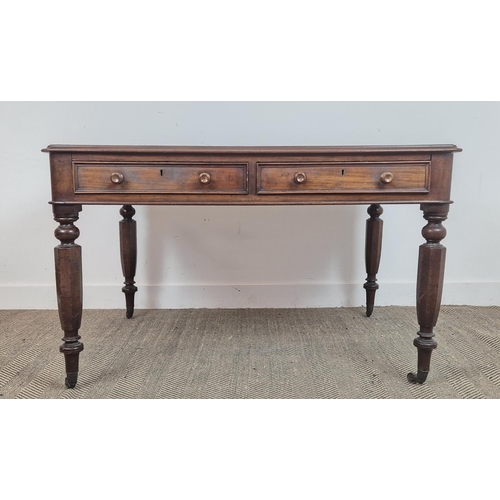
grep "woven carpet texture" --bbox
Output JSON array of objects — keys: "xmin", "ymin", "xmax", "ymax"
[{"xmin": 1, "ymin": 306, "xmax": 499, "ymax": 399}]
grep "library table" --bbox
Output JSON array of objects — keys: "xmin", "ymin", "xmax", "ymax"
[{"xmin": 43, "ymin": 144, "xmax": 461, "ymax": 388}]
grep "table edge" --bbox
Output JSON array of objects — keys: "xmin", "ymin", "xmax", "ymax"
[{"xmin": 42, "ymin": 144, "xmax": 463, "ymax": 154}]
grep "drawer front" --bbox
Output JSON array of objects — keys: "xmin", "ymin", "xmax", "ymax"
[
  {"xmin": 257, "ymin": 162, "xmax": 429, "ymax": 194},
  {"xmin": 74, "ymin": 163, "xmax": 249, "ymax": 194}
]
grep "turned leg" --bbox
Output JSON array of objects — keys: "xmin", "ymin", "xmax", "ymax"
[
  {"xmin": 364, "ymin": 204, "xmax": 383, "ymax": 317},
  {"xmin": 408, "ymin": 203, "xmax": 449, "ymax": 384},
  {"xmin": 53, "ymin": 204, "xmax": 84, "ymax": 389},
  {"xmin": 120, "ymin": 205, "xmax": 137, "ymax": 319}
]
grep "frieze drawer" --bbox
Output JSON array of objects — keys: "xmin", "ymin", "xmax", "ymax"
[
  {"xmin": 74, "ymin": 163, "xmax": 249, "ymax": 194},
  {"xmin": 257, "ymin": 162, "xmax": 429, "ymax": 194}
]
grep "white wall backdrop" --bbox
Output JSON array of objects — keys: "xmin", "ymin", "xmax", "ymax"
[{"xmin": 0, "ymin": 101, "xmax": 499, "ymax": 309}]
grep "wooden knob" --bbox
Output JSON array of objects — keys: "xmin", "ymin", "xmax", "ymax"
[
  {"xmin": 199, "ymin": 172, "xmax": 211, "ymax": 184},
  {"xmin": 110, "ymin": 172, "xmax": 124, "ymax": 184},
  {"xmin": 294, "ymin": 172, "xmax": 307, "ymax": 184},
  {"xmin": 380, "ymin": 172, "xmax": 394, "ymax": 184}
]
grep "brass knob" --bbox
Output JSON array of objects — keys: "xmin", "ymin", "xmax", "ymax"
[
  {"xmin": 199, "ymin": 172, "xmax": 211, "ymax": 185},
  {"xmin": 380, "ymin": 172, "xmax": 394, "ymax": 184},
  {"xmin": 294, "ymin": 172, "xmax": 307, "ymax": 184},
  {"xmin": 110, "ymin": 172, "xmax": 124, "ymax": 184}
]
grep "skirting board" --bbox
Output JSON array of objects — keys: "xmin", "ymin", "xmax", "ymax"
[{"xmin": 0, "ymin": 282, "xmax": 499, "ymax": 309}]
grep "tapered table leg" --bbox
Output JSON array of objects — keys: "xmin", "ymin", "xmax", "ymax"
[
  {"xmin": 408, "ymin": 203, "xmax": 449, "ymax": 384},
  {"xmin": 53, "ymin": 204, "xmax": 84, "ymax": 388},
  {"xmin": 120, "ymin": 205, "xmax": 137, "ymax": 319},
  {"xmin": 364, "ymin": 204, "xmax": 383, "ymax": 317}
]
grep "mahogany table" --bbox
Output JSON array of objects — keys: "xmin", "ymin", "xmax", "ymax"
[{"xmin": 43, "ymin": 144, "xmax": 461, "ymax": 389}]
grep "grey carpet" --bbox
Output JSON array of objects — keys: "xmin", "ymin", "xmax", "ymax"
[{"xmin": 0, "ymin": 306, "xmax": 499, "ymax": 399}]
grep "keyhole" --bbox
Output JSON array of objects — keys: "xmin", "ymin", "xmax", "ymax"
[
  {"xmin": 341, "ymin": 169, "xmax": 345, "ymax": 176},
  {"xmin": 160, "ymin": 169, "xmax": 163, "ymax": 176}
]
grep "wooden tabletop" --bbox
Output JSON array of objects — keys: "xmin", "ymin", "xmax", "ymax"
[{"xmin": 42, "ymin": 144, "xmax": 462, "ymax": 154}]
